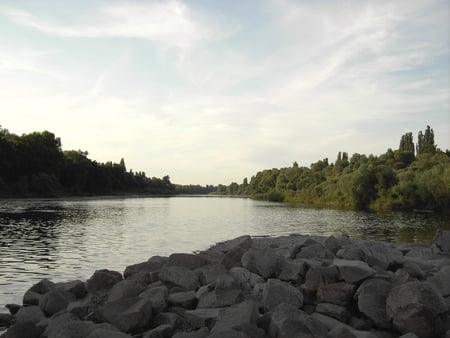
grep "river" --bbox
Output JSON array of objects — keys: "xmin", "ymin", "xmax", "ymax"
[{"xmin": 0, "ymin": 196, "xmax": 449, "ymax": 308}]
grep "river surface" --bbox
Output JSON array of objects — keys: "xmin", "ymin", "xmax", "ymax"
[{"xmin": 0, "ymin": 196, "xmax": 449, "ymax": 309}]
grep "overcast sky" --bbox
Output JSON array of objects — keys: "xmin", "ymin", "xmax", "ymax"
[{"xmin": 1, "ymin": 0, "xmax": 448, "ymax": 185}]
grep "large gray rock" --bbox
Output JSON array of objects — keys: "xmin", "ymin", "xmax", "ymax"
[
  {"xmin": 266, "ymin": 303, "xmax": 328, "ymax": 338},
  {"xmin": 316, "ymin": 303, "xmax": 350, "ymax": 323},
  {"xmin": 184, "ymin": 308, "xmax": 222, "ymax": 329},
  {"xmin": 277, "ymin": 260, "xmax": 306, "ymax": 283},
  {"xmin": 210, "ymin": 235, "xmax": 253, "ymax": 253},
  {"xmin": 168, "ymin": 291, "xmax": 197, "ymax": 309},
  {"xmin": 98, "ymin": 296, "xmax": 153, "ymax": 333},
  {"xmin": 296, "ymin": 243, "xmax": 335, "ymax": 260},
  {"xmin": 123, "ymin": 256, "xmax": 166, "ymax": 279},
  {"xmin": 23, "ymin": 279, "xmax": 56, "ymax": 306},
  {"xmin": 304, "ymin": 265, "xmax": 339, "ymax": 291},
  {"xmin": 39, "ymin": 288, "xmax": 76, "ymax": 316},
  {"xmin": 158, "ymin": 266, "xmax": 199, "ymax": 290},
  {"xmin": 107, "ymin": 280, "xmax": 147, "ymax": 302},
  {"xmin": 86, "ymin": 270, "xmax": 122, "ymax": 293},
  {"xmin": 317, "ymin": 282, "xmax": 356, "ymax": 306},
  {"xmin": 355, "ymin": 278, "xmax": 393, "ymax": 329},
  {"xmin": 86, "ymin": 328, "xmax": 131, "ymax": 338},
  {"xmin": 210, "ymin": 300, "xmax": 259, "ymax": 335},
  {"xmin": 220, "ymin": 247, "xmax": 246, "ymax": 270},
  {"xmin": 333, "ymin": 259, "xmax": 376, "ymax": 284},
  {"xmin": 241, "ymin": 247, "xmax": 280, "ymax": 279},
  {"xmin": 195, "ymin": 264, "xmax": 227, "ymax": 286},
  {"xmin": 166, "ymin": 253, "xmax": 207, "ymax": 270},
  {"xmin": 197, "ymin": 275, "xmax": 242, "ymax": 308},
  {"xmin": 262, "ymin": 279, "xmax": 303, "ymax": 312},
  {"xmin": 14, "ymin": 306, "xmax": 45, "ymax": 324},
  {"xmin": 327, "ymin": 326, "xmax": 378, "ymax": 338},
  {"xmin": 2, "ymin": 321, "xmax": 43, "ymax": 338},
  {"xmin": 386, "ymin": 281, "xmax": 447, "ymax": 338},
  {"xmin": 172, "ymin": 327, "xmax": 209, "ymax": 338},
  {"xmin": 56, "ymin": 280, "xmax": 87, "ymax": 299},
  {"xmin": 428, "ymin": 266, "xmax": 450, "ymax": 297},
  {"xmin": 229, "ymin": 267, "xmax": 264, "ymax": 291},
  {"xmin": 139, "ymin": 285, "xmax": 169, "ymax": 314},
  {"xmin": 434, "ymin": 230, "xmax": 450, "ymax": 253}
]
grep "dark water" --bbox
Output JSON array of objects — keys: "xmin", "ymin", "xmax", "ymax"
[{"xmin": 0, "ymin": 196, "xmax": 449, "ymax": 309}]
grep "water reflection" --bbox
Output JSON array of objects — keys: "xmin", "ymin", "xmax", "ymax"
[{"xmin": 0, "ymin": 196, "xmax": 449, "ymax": 309}]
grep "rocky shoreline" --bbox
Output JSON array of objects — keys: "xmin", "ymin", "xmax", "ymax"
[{"xmin": 1, "ymin": 231, "xmax": 449, "ymax": 338}]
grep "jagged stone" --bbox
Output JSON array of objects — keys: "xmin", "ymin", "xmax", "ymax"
[
  {"xmin": 86, "ymin": 270, "xmax": 122, "ymax": 293},
  {"xmin": 168, "ymin": 291, "xmax": 198, "ymax": 309},
  {"xmin": 317, "ymin": 282, "xmax": 356, "ymax": 306},
  {"xmin": 3, "ymin": 321, "xmax": 43, "ymax": 338},
  {"xmin": 327, "ymin": 326, "xmax": 378, "ymax": 338},
  {"xmin": 107, "ymin": 279, "xmax": 147, "ymax": 302},
  {"xmin": 197, "ymin": 275, "xmax": 242, "ymax": 308},
  {"xmin": 434, "ymin": 230, "xmax": 450, "ymax": 253},
  {"xmin": 139, "ymin": 285, "xmax": 169, "ymax": 314},
  {"xmin": 229, "ymin": 267, "xmax": 264, "ymax": 291},
  {"xmin": 428, "ymin": 265, "xmax": 450, "ymax": 297},
  {"xmin": 184, "ymin": 308, "xmax": 222, "ymax": 329},
  {"xmin": 210, "ymin": 235, "xmax": 253, "ymax": 253},
  {"xmin": 316, "ymin": 303, "xmax": 350, "ymax": 323},
  {"xmin": 296, "ymin": 243, "xmax": 335, "ymax": 260},
  {"xmin": 355, "ymin": 278, "xmax": 393, "ymax": 329},
  {"xmin": 386, "ymin": 281, "xmax": 447, "ymax": 338},
  {"xmin": 262, "ymin": 279, "xmax": 303, "ymax": 312},
  {"xmin": 158, "ymin": 266, "xmax": 199, "ymax": 290},
  {"xmin": 325, "ymin": 235, "xmax": 341, "ymax": 254},
  {"xmin": 56, "ymin": 280, "xmax": 87, "ymax": 299},
  {"xmin": 310, "ymin": 312, "xmax": 352, "ymax": 331},
  {"xmin": 123, "ymin": 256, "xmax": 166, "ymax": 279},
  {"xmin": 277, "ymin": 260, "xmax": 306, "ymax": 283},
  {"xmin": 334, "ymin": 259, "xmax": 376, "ymax": 284},
  {"xmin": 14, "ymin": 306, "xmax": 45, "ymax": 324},
  {"xmin": 39, "ymin": 288, "xmax": 75, "ymax": 316},
  {"xmin": 86, "ymin": 328, "xmax": 131, "ymax": 338},
  {"xmin": 195, "ymin": 264, "xmax": 227, "ymax": 285},
  {"xmin": 241, "ymin": 247, "xmax": 280, "ymax": 280},
  {"xmin": 172, "ymin": 327, "xmax": 209, "ymax": 338},
  {"xmin": 142, "ymin": 324, "xmax": 173, "ymax": 338},
  {"xmin": 221, "ymin": 247, "xmax": 246, "ymax": 270},
  {"xmin": 304, "ymin": 265, "xmax": 339, "ymax": 291},
  {"xmin": 166, "ymin": 253, "xmax": 207, "ymax": 270},
  {"xmin": 210, "ymin": 300, "xmax": 259, "ymax": 335},
  {"xmin": 23, "ymin": 279, "xmax": 56, "ymax": 306}
]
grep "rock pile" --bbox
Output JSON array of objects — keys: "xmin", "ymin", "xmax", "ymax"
[{"xmin": 1, "ymin": 230, "xmax": 450, "ymax": 338}]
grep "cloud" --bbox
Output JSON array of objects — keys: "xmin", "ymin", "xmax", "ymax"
[{"xmin": 0, "ymin": 1, "xmax": 219, "ymax": 49}]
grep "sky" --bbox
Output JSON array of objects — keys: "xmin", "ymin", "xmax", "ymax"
[{"xmin": 0, "ymin": 0, "xmax": 449, "ymax": 185}]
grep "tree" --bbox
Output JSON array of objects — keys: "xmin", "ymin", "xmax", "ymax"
[{"xmin": 416, "ymin": 125, "xmax": 436, "ymax": 155}]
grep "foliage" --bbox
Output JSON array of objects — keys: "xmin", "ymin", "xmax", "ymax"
[
  {"xmin": 0, "ymin": 126, "xmax": 176, "ymax": 197},
  {"xmin": 216, "ymin": 126, "xmax": 450, "ymax": 213}
]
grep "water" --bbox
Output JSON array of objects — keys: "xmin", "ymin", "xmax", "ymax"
[{"xmin": 0, "ymin": 196, "xmax": 449, "ymax": 309}]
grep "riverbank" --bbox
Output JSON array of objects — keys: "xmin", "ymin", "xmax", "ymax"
[{"xmin": 1, "ymin": 231, "xmax": 449, "ymax": 338}]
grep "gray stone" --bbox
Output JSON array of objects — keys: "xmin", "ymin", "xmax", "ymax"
[
  {"xmin": 325, "ymin": 235, "xmax": 341, "ymax": 254},
  {"xmin": 210, "ymin": 235, "xmax": 253, "ymax": 253},
  {"xmin": 47, "ymin": 320, "xmax": 117, "ymax": 338},
  {"xmin": 168, "ymin": 291, "xmax": 197, "ymax": 309},
  {"xmin": 428, "ymin": 265, "xmax": 450, "ymax": 297},
  {"xmin": 229, "ymin": 267, "xmax": 264, "ymax": 291},
  {"xmin": 317, "ymin": 282, "xmax": 356, "ymax": 306},
  {"xmin": 434, "ymin": 230, "xmax": 450, "ymax": 253},
  {"xmin": 158, "ymin": 266, "xmax": 199, "ymax": 290},
  {"xmin": 3, "ymin": 321, "xmax": 43, "ymax": 338},
  {"xmin": 86, "ymin": 270, "xmax": 122, "ymax": 293},
  {"xmin": 39, "ymin": 288, "xmax": 75, "ymax": 316},
  {"xmin": 310, "ymin": 312, "xmax": 352, "ymax": 331},
  {"xmin": 42, "ymin": 312, "xmax": 79, "ymax": 337},
  {"xmin": 166, "ymin": 253, "xmax": 207, "ymax": 270},
  {"xmin": 397, "ymin": 333, "xmax": 419, "ymax": 338},
  {"xmin": 277, "ymin": 260, "xmax": 306, "ymax": 283},
  {"xmin": 241, "ymin": 247, "xmax": 280, "ymax": 280},
  {"xmin": 296, "ymin": 243, "xmax": 335, "ymax": 260},
  {"xmin": 333, "ymin": 259, "xmax": 376, "ymax": 284},
  {"xmin": 195, "ymin": 264, "xmax": 227, "ymax": 286},
  {"xmin": 211, "ymin": 300, "xmax": 259, "ymax": 334},
  {"xmin": 316, "ymin": 303, "xmax": 350, "ymax": 323},
  {"xmin": 86, "ymin": 328, "xmax": 131, "ymax": 338},
  {"xmin": 5, "ymin": 304, "xmax": 21, "ymax": 315},
  {"xmin": 142, "ymin": 324, "xmax": 173, "ymax": 338},
  {"xmin": 262, "ymin": 279, "xmax": 303, "ymax": 312},
  {"xmin": 304, "ymin": 265, "xmax": 339, "ymax": 291},
  {"xmin": 151, "ymin": 312, "xmax": 182, "ymax": 332},
  {"xmin": 355, "ymin": 278, "xmax": 393, "ymax": 329},
  {"xmin": 386, "ymin": 281, "xmax": 447, "ymax": 338},
  {"xmin": 14, "ymin": 306, "xmax": 45, "ymax": 324},
  {"xmin": 56, "ymin": 280, "xmax": 87, "ymax": 299},
  {"xmin": 0, "ymin": 313, "xmax": 12, "ymax": 327},
  {"xmin": 327, "ymin": 326, "xmax": 378, "ymax": 338},
  {"xmin": 172, "ymin": 327, "xmax": 209, "ymax": 338},
  {"xmin": 139, "ymin": 286, "xmax": 169, "ymax": 314},
  {"xmin": 99, "ymin": 296, "xmax": 153, "ymax": 333},
  {"xmin": 67, "ymin": 300, "xmax": 90, "ymax": 319},
  {"xmin": 184, "ymin": 308, "xmax": 222, "ymax": 329},
  {"xmin": 23, "ymin": 279, "xmax": 56, "ymax": 306},
  {"xmin": 107, "ymin": 279, "xmax": 147, "ymax": 302},
  {"xmin": 123, "ymin": 257, "xmax": 166, "ymax": 279},
  {"xmin": 221, "ymin": 247, "xmax": 246, "ymax": 270},
  {"xmin": 405, "ymin": 247, "xmax": 433, "ymax": 259},
  {"xmin": 402, "ymin": 261, "xmax": 426, "ymax": 279}
]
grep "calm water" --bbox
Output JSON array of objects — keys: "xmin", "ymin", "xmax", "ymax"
[{"xmin": 0, "ymin": 196, "xmax": 449, "ymax": 309}]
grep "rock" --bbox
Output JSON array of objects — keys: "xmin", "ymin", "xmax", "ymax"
[
  {"xmin": 316, "ymin": 303, "xmax": 350, "ymax": 323},
  {"xmin": 56, "ymin": 280, "xmax": 87, "ymax": 299},
  {"xmin": 277, "ymin": 260, "xmax": 306, "ymax": 283},
  {"xmin": 296, "ymin": 243, "xmax": 335, "ymax": 260},
  {"xmin": 195, "ymin": 264, "xmax": 227, "ymax": 285},
  {"xmin": 304, "ymin": 265, "xmax": 339, "ymax": 291},
  {"xmin": 386, "ymin": 281, "xmax": 447, "ymax": 338},
  {"xmin": 14, "ymin": 306, "xmax": 45, "ymax": 324},
  {"xmin": 210, "ymin": 300, "xmax": 259, "ymax": 335},
  {"xmin": 0, "ymin": 313, "xmax": 12, "ymax": 327},
  {"xmin": 428, "ymin": 266, "xmax": 450, "ymax": 297},
  {"xmin": 397, "ymin": 334, "xmax": 419, "ymax": 338},
  {"xmin": 46, "ymin": 320, "xmax": 117, "ymax": 338},
  {"xmin": 86, "ymin": 328, "xmax": 132, "ymax": 338},
  {"xmin": 23, "ymin": 279, "xmax": 56, "ymax": 306},
  {"xmin": 405, "ymin": 247, "xmax": 434, "ymax": 259},
  {"xmin": 3, "ymin": 321, "xmax": 43, "ymax": 338},
  {"xmin": 86, "ymin": 270, "xmax": 122, "ymax": 293},
  {"xmin": 98, "ymin": 296, "xmax": 153, "ymax": 333},
  {"xmin": 325, "ymin": 235, "xmax": 341, "ymax": 254},
  {"xmin": 327, "ymin": 326, "xmax": 378, "ymax": 338},
  {"xmin": 310, "ymin": 312, "xmax": 352, "ymax": 331},
  {"xmin": 228, "ymin": 267, "xmax": 264, "ymax": 291},
  {"xmin": 107, "ymin": 279, "xmax": 147, "ymax": 302},
  {"xmin": 262, "ymin": 279, "xmax": 303, "ymax": 312},
  {"xmin": 317, "ymin": 282, "xmax": 356, "ymax": 306},
  {"xmin": 266, "ymin": 303, "xmax": 328, "ymax": 338},
  {"xmin": 168, "ymin": 291, "xmax": 197, "ymax": 309},
  {"xmin": 401, "ymin": 261, "xmax": 426, "ymax": 279},
  {"xmin": 355, "ymin": 278, "xmax": 393, "ymax": 329},
  {"xmin": 333, "ymin": 259, "xmax": 376, "ymax": 284},
  {"xmin": 39, "ymin": 288, "xmax": 75, "ymax": 316},
  {"xmin": 184, "ymin": 308, "xmax": 222, "ymax": 329},
  {"xmin": 142, "ymin": 324, "xmax": 173, "ymax": 338},
  {"xmin": 172, "ymin": 327, "xmax": 209, "ymax": 338},
  {"xmin": 434, "ymin": 230, "xmax": 450, "ymax": 253},
  {"xmin": 5, "ymin": 304, "xmax": 21, "ymax": 315},
  {"xmin": 67, "ymin": 300, "xmax": 90, "ymax": 319},
  {"xmin": 158, "ymin": 266, "xmax": 199, "ymax": 290},
  {"xmin": 123, "ymin": 256, "xmax": 166, "ymax": 279},
  {"xmin": 211, "ymin": 235, "xmax": 253, "ymax": 253},
  {"xmin": 241, "ymin": 247, "xmax": 280, "ymax": 280},
  {"xmin": 139, "ymin": 285, "xmax": 169, "ymax": 314},
  {"xmin": 42, "ymin": 311, "xmax": 80, "ymax": 337},
  {"xmin": 221, "ymin": 247, "xmax": 246, "ymax": 270},
  {"xmin": 166, "ymin": 253, "xmax": 207, "ymax": 270}
]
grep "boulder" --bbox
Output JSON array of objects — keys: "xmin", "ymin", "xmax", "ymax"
[
  {"xmin": 241, "ymin": 247, "xmax": 280, "ymax": 279},
  {"xmin": 386, "ymin": 281, "xmax": 447, "ymax": 338},
  {"xmin": 317, "ymin": 282, "xmax": 356, "ymax": 306},
  {"xmin": 228, "ymin": 267, "xmax": 264, "ymax": 291},
  {"xmin": 296, "ymin": 243, "xmax": 335, "ymax": 260},
  {"xmin": 262, "ymin": 279, "xmax": 303, "ymax": 312},
  {"xmin": 5, "ymin": 304, "xmax": 21, "ymax": 315},
  {"xmin": 210, "ymin": 235, "xmax": 253, "ymax": 253},
  {"xmin": 42, "ymin": 312, "xmax": 80, "ymax": 337},
  {"xmin": 86, "ymin": 328, "xmax": 132, "ymax": 338},
  {"xmin": 107, "ymin": 280, "xmax": 147, "ymax": 302},
  {"xmin": 355, "ymin": 278, "xmax": 393, "ymax": 329},
  {"xmin": 172, "ymin": 327, "xmax": 209, "ymax": 338},
  {"xmin": 168, "ymin": 291, "xmax": 197, "ymax": 309},
  {"xmin": 325, "ymin": 235, "xmax": 341, "ymax": 254},
  {"xmin": 166, "ymin": 253, "xmax": 207, "ymax": 270},
  {"xmin": 142, "ymin": 324, "xmax": 173, "ymax": 338},
  {"xmin": 98, "ymin": 296, "xmax": 153, "ymax": 333},
  {"xmin": 327, "ymin": 326, "xmax": 378, "ymax": 338},
  {"xmin": 310, "ymin": 312, "xmax": 352, "ymax": 331},
  {"xmin": 139, "ymin": 286, "xmax": 169, "ymax": 314},
  {"xmin": 123, "ymin": 256, "xmax": 166, "ymax": 279},
  {"xmin": 14, "ymin": 306, "xmax": 45, "ymax": 324},
  {"xmin": 434, "ymin": 230, "xmax": 450, "ymax": 253},
  {"xmin": 277, "ymin": 260, "xmax": 306, "ymax": 283},
  {"xmin": 316, "ymin": 303, "xmax": 350, "ymax": 323},
  {"xmin": 221, "ymin": 247, "xmax": 246, "ymax": 270},
  {"xmin": 0, "ymin": 313, "xmax": 12, "ymax": 327},
  {"xmin": 86, "ymin": 270, "xmax": 122, "ymax": 293},
  {"xmin": 195, "ymin": 264, "xmax": 227, "ymax": 286},
  {"xmin": 333, "ymin": 259, "xmax": 376, "ymax": 284},
  {"xmin": 210, "ymin": 300, "xmax": 259, "ymax": 335},
  {"xmin": 56, "ymin": 280, "xmax": 87, "ymax": 299},
  {"xmin": 2, "ymin": 321, "xmax": 43, "ymax": 338},
  {"xmin": 23, "ymin": 279, "xmax": 56, "ymax": 305},
  {"xmin": 197, "ymin": 275, "xmax": 242, "ymax": 308},
  {"xmin": 158, "ymin": 266, "xmax": 199, "ymax": 290},
  {"xmin": 428, "ymin": 266, "xmax": 450, "ymax": 297},
  {"xmin": 39, "ymin": 288, "xmax": 75, "ymax": 316},
  {"xmin": 304, "ymin": 265, "xmax": 339, "ymax": 291},
  {"xmin": 184, "ymin": 308, "xmax": 222, "ymax": 329}
]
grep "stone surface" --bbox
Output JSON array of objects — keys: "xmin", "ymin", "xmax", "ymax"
[
  {"xmin": 158, "ymin": 266, "xmax": 199, "ymax": 290},
  {"xmin": 123, "ymin": 257, "xmax": 166, "ymax": 279},
  {"xmin": 3, "ymin": 321, "xmax": 43, "ymax": 338},
  {"xmin": 262, "ymin": 279, "xmax": 303, "ymax": 312},
  {"xmin": 184, "ymin": 308, "xmax": 222, "ymax": 329},
  {"xmin": 166, "ymin": 253, "xmax": 207, "ymax": 270},
  {"xmin": 139, "ymin": 285, "xmax": 169, "ymax": 314},
  {"xmin": 107, "ymin": 279, "xmax": 147, "ymax": 302},
  {"xmin": 333, "ymin": 259, "xmax": 376, "ymax": 284},
  {"xmin": 14, "ymin": 306, "xmax": 45, "ymax": 324},
  {"xmin": 296, "ymin": 243, "xmax": 335, "ymax": 260},
  {"xmin": 168, "ymin": 291, "xmax": 198, "ymax": 309},
  {"xmin": 210, "ymin": 300, "xmax": 259, "ymax": 334},
  {"xmin": 434, "ymin": 230, "xmax": 450, "ymax": 253},
  {"xmin": 86, "ymin": 270, "xmax": 123, "ymax": 293},
  {"xmin": 228, "ymin": 267, "xmax": 264, "ymax": 291},
  {"xmin": 39, "ymin": 288, "xmax": 75, "ymax": 316},
  {"xmin": 86, "ymin": 328, "xmax": 132, "ymax": 338},
  {"xmin": 23, "ymin": 279, "xmax": 56, "ymax": 306},
  {"xmin": 304, "ymin": 265, "xmax": 339, "ymax": 291},
  {"xmin": 317, "ymin": 282, "xmax": 356, "ymax": 306},
  {"xmin": 316, "ymin": 303, "xmax": 350, "ymax": 323},
  {"xmin": 241, "ymin": 247, "xmax": 280, "ymax": 280},
  {"xmin": 172, "ymin": 327, "xmax": 209, "ymax": 338},
  {"xmin": 428, "ymin": 265, "xmax": 450, "ymax": 297},
  {"xmin": 277, "ymin": 260, "xmax": 306, "ymax": 283}
]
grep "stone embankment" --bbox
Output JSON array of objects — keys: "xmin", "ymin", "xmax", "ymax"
[{"xmin": 1, "ymin": 231, "xmax": 450, "ymax": 338}]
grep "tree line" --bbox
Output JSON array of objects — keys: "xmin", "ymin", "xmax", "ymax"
[
  {"xmin": 215, "ymin": 126, "xmax": 450, "ymax": 213},
  {"xmin": 0, "ymin": 126, "xmax": 176, "ymax": 197}
]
